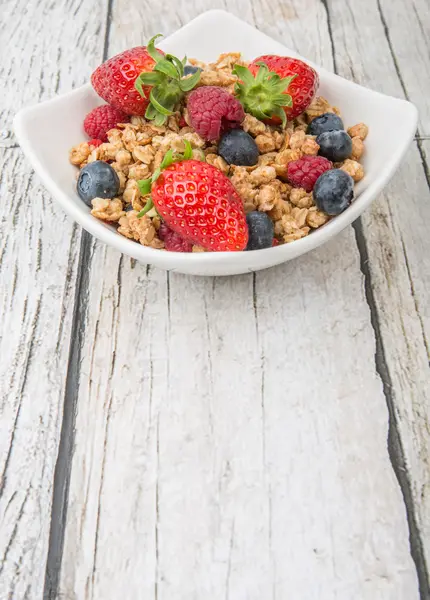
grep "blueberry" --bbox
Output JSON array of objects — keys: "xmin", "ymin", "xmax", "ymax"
[
  {"xmin": 317, "ymin": 130, "xmax": 352, "ymax": 162},
  {"xmin": 307, "ymin": 113, "xmax": 344, "ymax": 136},
  {"xmin": 77, "ymin": 160, "xmax": 120, "ymax": 206},
  {"xmin": 218, "ymin": 129, "xmax": 259, "ymax": 166},
  {"xmin": 313, "ymin": 169, "xmax": 354, "ymax": 215},
  {"xmin": 246, "ymin": 212, "xmax": 274, "ymax": 250},
  {"xmin": 184, "ymin": 65, "xmax": 201, "ymax": 76}
]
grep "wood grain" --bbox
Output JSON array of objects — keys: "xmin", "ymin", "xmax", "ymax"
[
  {"xmin": 0, "ymin": 0, "xmax": 106, "ymax": 597},
  {"xmin": 0, "ymin": 148, "xmax": 80, "ymax": 599},
  {"xmin": 324, "ymin": 0, "xmax": 430, "ymax": 586},
  {"xmin": 56, "ymin": 1, "xmax": 421, "ymax": 598},
  {"xmin": 378, "ymin": 0, "xmax": 430, "ymax": 135}
]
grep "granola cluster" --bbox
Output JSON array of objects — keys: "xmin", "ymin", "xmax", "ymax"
[{"xmin": 69, "ymin": 52, "xmax": 368, "ymax": 249}]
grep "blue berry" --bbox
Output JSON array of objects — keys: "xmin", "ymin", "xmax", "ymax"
[
  {"xmin": 317, "ymin": 130, "xmax": 352, "ymax": 162},
  {"xmin": 77, "ymin": 160, "xmax": 120, "ymax": 206},
  {"xmin": 246, "ymin": 212, "xmax": 274, "ymax": 250},
  {"xmin": 218, "ymin": 129, "xmax": 259, "ymax": 166},
  {"xmin": 184, "ymin": 65, "xmax": 201, "ymax": 76},
  {"xmin": 307, "ymin": 113, "xmax": 344, "ymax": 136},
  {"xmin": 313, "ymin": 169, "xmax": 354, "ymax": 215}
]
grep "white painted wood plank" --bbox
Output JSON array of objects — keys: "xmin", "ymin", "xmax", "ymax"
[
  {"xmin": 378, "ymin": 0, "xmax": 430, "ymax": 135},
  {"xmin": 58, "ymin": 1, "xmax": 419, "ymax": 598},
  {"xmin": 0, "ymin": 148, "xmax": 80, "ymax": 599},
  {"xmin": 325, "ymin": 0, "xmax": 430, "ymax": 581},
  {"xmin": 0, "ymin": 0, "xmax": 106, "ymax": 596}
]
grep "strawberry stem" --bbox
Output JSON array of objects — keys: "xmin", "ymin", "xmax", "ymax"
[
  {"xmin": 134, "ymin": 35, "xmax": 201, "ymax": 125},
  {"xmin": 233, "ymin": 63, "xmax": 296, "ymax": 127},
  {"xmin": 136, "ymin": 198, "xmax": 154, "ymax": 218}
]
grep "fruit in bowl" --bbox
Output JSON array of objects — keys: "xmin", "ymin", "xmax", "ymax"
[{"xmin": 69, "ymin": 34, "xmax": 370, "ymax": 254}]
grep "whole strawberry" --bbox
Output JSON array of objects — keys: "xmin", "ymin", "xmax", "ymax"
[
  {"xmin": 91, "ymin": 35, "xmax": 200, "ymax": 122},
  {"xmin": 234, "ymin": 56, "xmax": 319, "ymax": 124},
  {"xmin": 84, "ymin": 105, "xmax": 129, "ymax": 142},
  {"xmin": 91, "ymin": 47, "xmax": 157, "ymax": 116},
  {"xmin": 287, "ymin": 155, "xmax": 332, "ymax": 192},
  {"xmin": 152, "ymin": 160, "xmax": 248, "ymax": 251},
  {"xmin": 187, "ymin": 86, "xmax": 245, "ymax": 141}
]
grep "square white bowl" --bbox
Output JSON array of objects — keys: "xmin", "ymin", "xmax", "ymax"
[{"xmin": 14, "ymin": 9, "xmax": 418, "ymax": 276}]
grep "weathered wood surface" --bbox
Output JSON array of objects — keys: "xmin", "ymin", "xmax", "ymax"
[
  {"xmin": 1, "ymin": 0, "xmax": 430, "ymax": 599},
  {"xmin": 0, "ymin": 0, "xmax": 105, "ymax": 598},
  {"xmin": 325, "ymin": 0, "xmax": 430, "ymax": 589}
]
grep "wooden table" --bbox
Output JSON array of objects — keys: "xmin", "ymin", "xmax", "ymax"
[{"xmin": 1, "ymin": 0, "xmax": 430, "ymax": 598}]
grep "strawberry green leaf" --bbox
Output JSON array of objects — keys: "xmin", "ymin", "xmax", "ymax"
[
  {"xmin": 254, "ymin": 63, "xmax": 269, "ymax": 84},
  {"xmin": 233, "ymin": 63, "xmax": 295, "ymax": 127},
  {"xmin": 140, "ymin": 35, "xmax": 200, "ymax": 129},
  {"xmin": 179, "ymin": 70, "xmax": 201, "ymax": 91},
  {"xmin": 166, "ymin": 54, "xmax": 185, "ymax": 77},
  {"xmin": 150, "ymin": 89, "xmax": 175, "ymax": 116},
  {"xmin": 272, "ymin": 106, "xmax": 287, "ymax": 127},
  {"xmin": 134, "ymin": 75, "xmax": 146, "ymax": 98},
  {"xmin": 146, "ymin": 34, "xmax": 164, "ymax": 63},
  {"xmin": 272, "ymin": 93, "xmax": 293, "ymax": 107},
  {"xmin": 137, "ymin": 178, "xmax": 152, "ymax": 196},
  {"xmin": 145, "ymin": 103, "xmax": 158, "ymax": 121},
  {"xmin": 232, "ymin": 64, "xmax": 256, "ymax": 86},
  {"xmin": 153, "ymin": 111, "xmax": 167, "ymax": 126},
  {"xmin": 154, "ymin": 58, "xmax": 180, "ymax": 80},
  {"xmin": 146, "ymin": 206, "xmax": 159, "ymax": 218},
  {"xmin": 160, "ymin": 149, "xmax": 175, "ymax": 169},
  {"xmin": 137, "ymin": 197, "xmax": 154, "ymax": 218},
  {"xmin": 151, "ymin": 168, "xmax": 161, "ymax": 183},
  {"xmin": 136, "ymin": 71, "xmax": 165, "ymax": 88},
  {"xmin": 183, "ymin": 139, "xmax": 193, "ymax": 160}
]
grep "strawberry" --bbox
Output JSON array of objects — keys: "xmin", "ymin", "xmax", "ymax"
[
  {"xmin": 136, "ymin": 145, "xmax": 247, "ymax": 251},
  {"xmin": 233, "ymin": 56, "xmax": 319, "ymax": 124},
  {"xmin": 152, "ymin": 160, "xmax": 248, "ymax": 251},
  {"xmin": 91, "ymin": 35, "xmax": 201, "ymax": 123}
]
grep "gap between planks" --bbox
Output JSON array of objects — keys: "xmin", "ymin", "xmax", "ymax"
[
  {"xmin": 42, "ymin": 0, "xmax": 115, "ymax": 597},
  {"xmin": 322, "ymin": 0, "xmax": 430, "ymax": 596},
  {"xmin": 40, "ymin": 2, "xmax": 430, "ymax": 598}
]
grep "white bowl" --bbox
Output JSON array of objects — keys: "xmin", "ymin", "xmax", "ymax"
[{"xmin": 14, "ymin": 9, "xmax": 418, "ymax": 276}]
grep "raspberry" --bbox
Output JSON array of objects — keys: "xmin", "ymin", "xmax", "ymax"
[
  {"xmin": 187, "ymin": 86, "xmax": 245, "ymax": 141},
  {"xmin": 158, "ymin": 222, "xmax": 192, "ymax": 252},
  {"xmin": 83, "ymin": 105, "xmax": 130, "ymax": 142},
  {"xmin": 287, "ymin": 155, "xmax": 332, "ymax": 192},
  {"xmin": 88, "ymin": 139, "xmax": 103, "ymax": 147}
]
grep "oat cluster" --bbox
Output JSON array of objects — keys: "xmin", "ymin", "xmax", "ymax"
[{"xmin": 69, "ymin": 53, "xmax": 368, "ymax": 250}]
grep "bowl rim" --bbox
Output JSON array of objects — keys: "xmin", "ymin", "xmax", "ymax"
[{"xmin": 13, "ymin": 8, "xmax": 419, "ymax": 269}]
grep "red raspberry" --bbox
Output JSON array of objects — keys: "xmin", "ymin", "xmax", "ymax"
[
  {"xmin": 158, "ymin": 222, "xmax": 192, "ymax": 253},
  {"xmin": 83, "ymin": 105, "xmax": 130, "ymax": 142},
  {"xmin": 178, "ymin": 115, "xmax": 188, "ymax": 128},
  {"xmin": 187, "ymin": 86, "xmax": 245, "ymax": 141},
  {"xmin": 88, "ymin": 139, "xmax": 103, "ymax": 147},
  {"xmin": 287, "ymin": 155, "xmax": 332, "ymax": 192},
  {"xmin": 272, "ymin": 238, "xmax": 279, "ymax": 247}
]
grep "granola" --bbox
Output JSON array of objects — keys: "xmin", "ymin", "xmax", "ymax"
[{"xmin": 70, "ymin": 42, "xmax": 368, "ymax": 252}]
